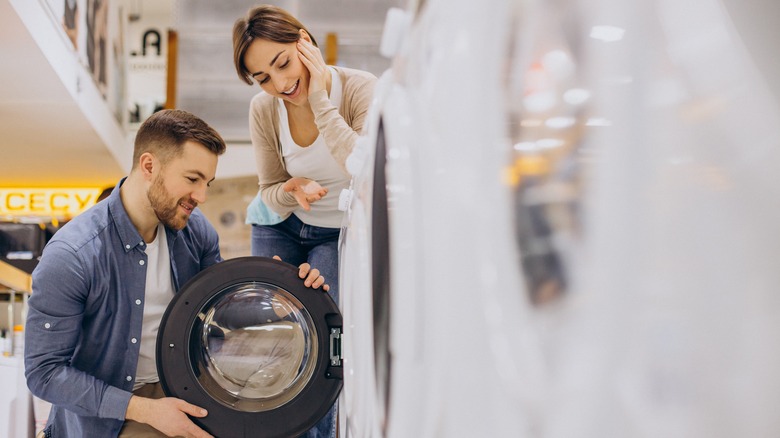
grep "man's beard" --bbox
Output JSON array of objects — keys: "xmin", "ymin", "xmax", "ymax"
[{"xmin": 148, "ymin": 175, "xmax": 193, "ymax": 231}]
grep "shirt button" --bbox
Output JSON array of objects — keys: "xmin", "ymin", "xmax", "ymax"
[
  {"xmin": 44, "ymin": 323, "xmax": 51, "ymax": 329},
  {"xmin": 131, "ymin": 338, "xmax": 137, "ymax": 344},
  {"xmin": 135, "ymin": 299, "xmax": 142, "ymax": 305},
  {"xmin": 125, "ymin": 244, "xmax": 131, "ymax": 249},
  {"xmin": 126, "ymin": 376, "xmax": 132, "ymax": 382},
  {"xmin": 139, "ymin": 260, "xmax": 145, "ymax": 266}
]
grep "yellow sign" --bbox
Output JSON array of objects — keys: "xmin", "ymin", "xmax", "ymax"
[{"xmin": 0, "ymin": 188, "xmax": 102, "ymax": 217}]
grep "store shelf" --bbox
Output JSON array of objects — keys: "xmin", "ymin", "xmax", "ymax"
[
  {"xmin": 0, "ymin": 259, "xmax": 31, "ymax": 294},
  {"xmin": 0, "ymin": 260, "xmax": 32, "ymax": 437},
  {"xmin": 0, "ymin": 259, "xmax": 31, "ymax": 359}
]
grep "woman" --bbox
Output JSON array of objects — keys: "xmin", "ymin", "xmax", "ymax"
[
  {"xmin": 233, "ymin": 5, "xmax": 375, "ymax": 305},
  {"xmin": 233, "ymin": 5, "xmax": 376, "ymax": 437}
]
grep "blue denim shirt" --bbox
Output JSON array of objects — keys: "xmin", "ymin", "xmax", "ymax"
[{"xmin": 24, "ymin": 178, "xmax": 222, "ymax": 437}]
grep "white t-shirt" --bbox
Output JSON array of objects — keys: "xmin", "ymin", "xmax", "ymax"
[
  {"xmin": 134, "ymin": 223, "xmax": 173, "ymax": 389},
  {"xmin": 277, "ymin": 67, "xmax": 351, "ymax": 228}
]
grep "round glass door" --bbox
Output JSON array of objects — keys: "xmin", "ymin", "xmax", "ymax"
[
  {"xmin": 196, "ymin": 282, "xmax": 317, "ymax": 411},
  {"xmin": 157, "ymin": 257, "xmax": 342, "ymax": 438}
]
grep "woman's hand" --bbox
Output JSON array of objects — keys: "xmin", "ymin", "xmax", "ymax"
[
  {"xmin": 272, "ymin": 256, "xmax": 330, "ymax": 292},
  {"xmin": 283, "ymin": 176, "xmax": 328, "ymax": 211},
  {"xmin": 297, "ymin": 38, "xmax": 328, "ymax": 96}
]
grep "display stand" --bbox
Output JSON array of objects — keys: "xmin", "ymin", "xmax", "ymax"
[{"xmin": 0, "ymin": 259, "xmax": 34, "ymax": 438}]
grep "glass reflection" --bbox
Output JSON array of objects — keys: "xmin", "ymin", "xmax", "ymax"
[
  {"xmin": 504, "ymin": 1, "xmax": 592, "ymax": 306},
  {"xmin": 193, "ymin": 282, "xmax": 318, "ymax": 412}
]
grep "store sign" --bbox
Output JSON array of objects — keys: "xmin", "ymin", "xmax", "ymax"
[
  {"xmin": 127, "ymin": 4, "xmax": 173, "ymax": 126},
  {"xmin": 0, "ymin": 188, "xmax": 102, "ymax": 217}
]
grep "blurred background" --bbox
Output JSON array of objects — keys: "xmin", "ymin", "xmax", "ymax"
[
  {"xmin": 0, "ymin": 0, "xmax": 402, "ymax": 260},
  {"xmin": 3, "ymin": 0, "xmax": 780, "ymax": 437}
]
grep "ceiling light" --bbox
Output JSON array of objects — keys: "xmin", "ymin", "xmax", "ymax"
[{"xmin": 590, "ymin": 25, "xmax": 626, "ymax": 42}]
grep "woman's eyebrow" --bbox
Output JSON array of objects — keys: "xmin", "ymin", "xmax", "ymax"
[{"xmin": 251, "ymin": 50, "xmax": 284, "ymax": 77}]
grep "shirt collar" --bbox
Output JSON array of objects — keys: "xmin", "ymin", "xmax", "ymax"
[{"xmin": 107, "ymin": 177, "xmax": 147, "ymax": 253}]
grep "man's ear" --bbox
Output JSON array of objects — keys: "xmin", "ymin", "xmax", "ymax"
[{"xmin": 139, "ymin": 152, "xmax": 156, "ymax": 180}]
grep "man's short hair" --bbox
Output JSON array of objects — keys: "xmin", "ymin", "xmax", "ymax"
[{"xmin": 132, "ymin": 109, "xmax": 227, "ymax": 169}]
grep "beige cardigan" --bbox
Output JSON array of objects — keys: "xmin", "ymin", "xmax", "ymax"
[{"xmin": 249, "ymin": 66, "xmax": 377, "ymax": 218}]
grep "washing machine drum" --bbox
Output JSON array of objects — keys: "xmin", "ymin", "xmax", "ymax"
[{"xmin": 156, "ymin": 256, "xmax": 343, "ymax": 438}]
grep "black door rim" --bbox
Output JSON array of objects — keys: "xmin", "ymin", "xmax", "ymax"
[{"xmin": 156, "ymin": 256, "xmax": 343, "ymax": 438}]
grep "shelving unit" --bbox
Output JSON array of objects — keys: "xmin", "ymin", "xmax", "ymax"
[
  {"xmin": 0, "ymin": 259, "xmax": 31, "ymax": 292},
  {"xmin": 0, "ymin": 259, "xmax": 31, "ymax": 356},
  {"xmin": 0, "ymin": 259, "xmax": 34, "ymax": 438}
]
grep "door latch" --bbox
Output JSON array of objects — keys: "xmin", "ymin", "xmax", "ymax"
[{"xmin": 329, "ymin": 327, "xmax": 342, "ymax": 366}]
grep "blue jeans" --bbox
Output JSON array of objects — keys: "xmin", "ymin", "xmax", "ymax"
[
  {"xmin": 250, "ymin": 214, "xmax": 340, "ymax": 303},
  {"xmin": 251, "ymin": 214, "xmax": 340, "ymax": 438}
]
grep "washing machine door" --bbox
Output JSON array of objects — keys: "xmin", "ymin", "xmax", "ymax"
[{"xmin": 156, "ymin": 256, "xmax": 343, "ymax": 438}]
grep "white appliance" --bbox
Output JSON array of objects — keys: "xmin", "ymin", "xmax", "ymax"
[
  {"xmin": 537, "ymin": 0, "xmax": 780, "ymax": 436},
  {"xmin": 339, "ymin": 0, "xmax": 780, "ymax": 436},
  {"xmin": 0, "ymin": 355, "xmax": 33, "ymax": 438},
  {"xmin": 339, "ymin": 0, "xmax": 544, "ymax": 436}
]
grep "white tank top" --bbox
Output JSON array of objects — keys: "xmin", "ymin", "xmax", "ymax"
[{"xmin": 277, "ymin": 67, "xmax": 350, "ymax": 228}]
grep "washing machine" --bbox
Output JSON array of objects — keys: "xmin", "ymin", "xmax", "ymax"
[
  {"xmin": 156, "ymin": 257, "xmax": 342, "ymax": 438},
  {"xmin": 339, "ymin": 0, "xmax": 549, "ymax": 436},
  {"xmin": 342, "ymin": 0, "xmax": 780, "ymax": 436},
  {"xmin": 522, "ymin": 0, "xmax": 780, "ymax": 437},
  {"xmin": 336, "ymin": 69, "xmax": 395, "ymax": 437},
  {"xmin": 336, "ymin": 18, "xmax": 432, "ymax": 436}
]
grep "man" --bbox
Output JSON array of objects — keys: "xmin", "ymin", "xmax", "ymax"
[{"xmin": 25, "ymin": 109, "xmax": 328, "ymax": 438}]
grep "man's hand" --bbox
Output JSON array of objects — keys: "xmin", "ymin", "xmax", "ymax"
[
  {"xmin": 282, "ymin": 177, "xmax": 327, "ymax": 211},
  {"xmin": 272, "ymin": 255, "xmax": 330, "ymax": 292},
  {"xmin": 126, "ymin": 395, "xmax": 213, "ymax": 438}
]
